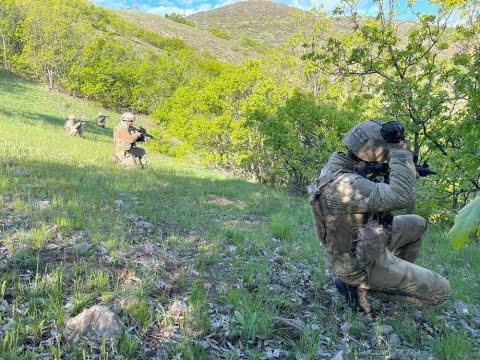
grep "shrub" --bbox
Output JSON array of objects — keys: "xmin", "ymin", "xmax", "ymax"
[
  {"xmin": 165, "ymin": 13, "xmax": 195, "ymax": 27},
  {"xmin": 208, "ymin": 27, "xmax": 231, "ymax": 40}
]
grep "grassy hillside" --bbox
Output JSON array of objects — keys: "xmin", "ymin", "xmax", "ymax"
[
  {"xmin": 188, "ymin": 0, "xmax": 300, "ymax": 49},
  {"xmin": 114, "ymin": 9, "xmax": 263, "ymax": 62},
  {"xmin": 0, "ymin": 70, "xmax": 479, "ymax": 359},
  {"xmin": 185, "ymin": 0, "xmax": 423, "ymax": 58},
  {"xmin": 114, "ymin": 1, "xmax": 416, "ymax": 63}
]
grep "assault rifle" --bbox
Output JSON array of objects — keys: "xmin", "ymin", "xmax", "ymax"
[
  {"xmin": 358, "ymin": 160, "xmax": 436, "ymax": 183},
  {"xmin": 132, "ymin": 126, "xmax": 154, "ymax": 142},
  {"xmin": 75, "ymin": 119, "xmax": 88, "ymax": 127}
]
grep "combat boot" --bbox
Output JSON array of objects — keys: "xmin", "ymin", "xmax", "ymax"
[
  {"xmin": 334, "ymin": 278, "xmax": 359, "ymax": 309},
  {"xmin": 334, "ymin": 278, "xmax": 373, "ymax": 314}
]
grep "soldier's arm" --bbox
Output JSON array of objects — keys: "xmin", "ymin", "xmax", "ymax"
[
  {"xmin": 325, "ymin": 149, "xmax": 416, "ymax": 214},
  {"xmin": 115, "ymin": 126, "xmax": 141, "ymax": 144},
  {"xmin": 366, "ymin": 149, "xmax": 417, "ymax": 212}
]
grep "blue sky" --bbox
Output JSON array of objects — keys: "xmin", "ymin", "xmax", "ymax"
[{"xmin": 91, "ymin": 0, "xmax": 438, "ymax": 19}]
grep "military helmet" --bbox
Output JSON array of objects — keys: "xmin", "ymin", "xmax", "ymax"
[
  {"xmin": 121, "ymin": 112, "xmax": 135, "ymax": 122},
  {"xmin": 68, "ymin": 115, "xmax": 76, "ymax": 121},
  {"xmin": 343, "ymin": 119, "xmax": 405, "ymax": 162}
]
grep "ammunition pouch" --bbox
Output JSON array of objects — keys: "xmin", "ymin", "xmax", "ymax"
[{"xmin": 354, "ymin": 224, "xmax": 387, "ymax": 264}]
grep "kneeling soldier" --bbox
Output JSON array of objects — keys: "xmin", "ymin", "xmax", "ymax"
[
  {"xmin": 112, "ymin": 112, "xmax": 147, "ymax": 169},
  {"xmin": 309, "ymin": 120, "xmax": 449, "ymax": 312},
  {"xmin": 64, "ymin": 115, "xmax": 85, "ymax": 136}
]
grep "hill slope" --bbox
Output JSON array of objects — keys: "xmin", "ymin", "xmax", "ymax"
[
  {"xmin": 188, "ymin": 0, "xmax": 300, "ymax": 48},
  {"xmin": 114, "ymin": 9, "xmax": 263, "ymax": 62},
  {"xmin": 0, "ymin": 69, "xmax": 479, "ymax": 359}
]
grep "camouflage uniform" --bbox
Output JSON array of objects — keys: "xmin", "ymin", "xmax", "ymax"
[
  {"xmin": 309, "ymin": 120, "xmax": 449, "ymax": 306},
  {"xmin": 64, "ymin": 115, "xmax": 84, "ymax": 136},
  {"xmin": 96, "ymin": 112, "xmax": 107, "ymax": 128},
  {"xmin": 112, "ymin": 112, "xmax": 147, "ymax": 168}
]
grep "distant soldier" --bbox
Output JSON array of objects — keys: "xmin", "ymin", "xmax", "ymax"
[
  {"xmin": 96, "ymin": 112, "xmax": 108, "ymax": 128},
  {"xmin": 112, "ymin": 112, "xmax": 147, "ymax": 168},
  {"xmin": 64, "ymin": 115, "xmax": 85, "ymax": 136}
]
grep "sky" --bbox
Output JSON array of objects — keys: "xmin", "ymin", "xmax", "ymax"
[{"xmin": 91, "ymin": 0, "xmax": 439, "ymax": 19}]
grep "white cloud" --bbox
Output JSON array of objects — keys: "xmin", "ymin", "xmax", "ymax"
[
  {"xmin": 278, "ymin": 0, "xmax": 342, "ymax": 12},
  {"xmin": 147, "ymin": 6, "xmax": 196, "ymax": 15}
]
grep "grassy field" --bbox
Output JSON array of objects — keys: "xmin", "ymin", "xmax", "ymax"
[{"xmin": 0, "ymin": 69, "xmax": 479, "ymax": 359}]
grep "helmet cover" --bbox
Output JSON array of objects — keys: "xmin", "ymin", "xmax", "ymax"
[
  {"xmin": 343, "ymin": 119, "xmax": 404, "ymax": 162},
  {"xmin": 121, "ymin": 112, "xmax": 135, "ymax": 122}
]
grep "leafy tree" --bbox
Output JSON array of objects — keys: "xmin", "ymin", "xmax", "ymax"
[
  {"xmin": 3, "ymin": 0, "xmax": 207, "ymax": 114},
  {"xmin": 0, "ymin": 0, "xmax": 22, "ymax": 70},
  {"xmin": 70, "ymin": 36, "xmax": 139, "ymax": 108},
  {"xmin": 16, "ymin": 0, "xmax": 96, "ymax": 89},
  {"xmin": 151, "ymin": 61, "xmax": 291, "ymax": 179},
  {"xmin": 249, "ymin": 90, "xmax": 356, "ymax": 190},
  {"xmin": 294, "ymin": 0, "xmax": 480, "ymax": 215},
  {"xmin": 153, "ymin": 62, "xmax": 256, "ymax": 165}
]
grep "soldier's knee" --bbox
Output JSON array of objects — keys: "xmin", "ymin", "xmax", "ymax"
[
  {"xmin": 416, "ymin": 215, "xmax": 427, "ymax": 232},
  {"xmin": 393, "ymin": 214, "xmax": 427, "ymax": 239},
  {"xmin": 394, "ymin": 214, "xmax": 426, "ymax": 227},
  {"xmin": 136, "ymin": 148, "xmax": 146, "ymax": 157}
]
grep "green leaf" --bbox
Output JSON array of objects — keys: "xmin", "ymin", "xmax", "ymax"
[
  {"xmin": 448, "ymin": 196, "xmax": 480, "ymax": 249},
  {"xmin": 234, "ymin": 310, "xmax": 245, "ymax": 326}
]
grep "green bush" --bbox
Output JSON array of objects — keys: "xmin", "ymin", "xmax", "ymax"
[
  {"xmin": 165, "ymin": 13, "xmax": 195, "ymax": 27},
  {"xmin": 208, "ymin": 27, "xmax": 231, "ymax": 40},
  {"xmin": 240, "ymin": 37, "xmax": 269, "ymax": 54}
]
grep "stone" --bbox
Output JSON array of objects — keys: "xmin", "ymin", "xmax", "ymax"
[
  {"xmin": 453, "ymin": 299, "xmax": 469, "ymax": 315},
  {"xmin": 379, "ymin": 324, "xmax": 394, "ymax": 335},
  {"xmin": 170, "ymin": 300, "xmax": 187, "ymax": 317},
  {"xmin": 340, "ymin": 322, "xmax": 351, "ymax": 335},
  {"xmin": 388, "ymin": 333, "xmax": 401, "ymax": 346},
  {"xmin": 64, "ymin": 305, "xmax": 123, "ymax": 345},
  {"xmin": 332, "ymin": 349, "xmax": 348, "ymax": 360}
]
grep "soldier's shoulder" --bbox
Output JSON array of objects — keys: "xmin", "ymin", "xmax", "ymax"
[
  {"xmin": 331, "ymin": 173, "xmax": 375, "ymax": 196},
  {"xmin": 334, "ymin": 172, "xmax": 365, "ymax": 183}
]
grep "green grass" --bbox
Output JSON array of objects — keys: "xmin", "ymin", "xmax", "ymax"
[{"xmin": 1, "ymin": 69, "xmax": 479, "ymax": 358}]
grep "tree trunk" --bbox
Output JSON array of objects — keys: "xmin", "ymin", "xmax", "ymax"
[
  {"xmin": 1, "ymin": 35, "xmax": 9, "ymax": 70},
  {"xmin": 47, "ymin": 66, "xmax": 53, "ymax": 90},
  {"xmin": 413, "ymin": 131, "xmax": 420, "ymax": 158}
]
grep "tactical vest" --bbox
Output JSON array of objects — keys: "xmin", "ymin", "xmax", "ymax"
[
  {"xmin": 309, "ymin": 171, "xmax": 362, "ymax": 255},
  {"xmin": 113, "ymin": 125, "xmax": 134, "ymax": 152}
]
